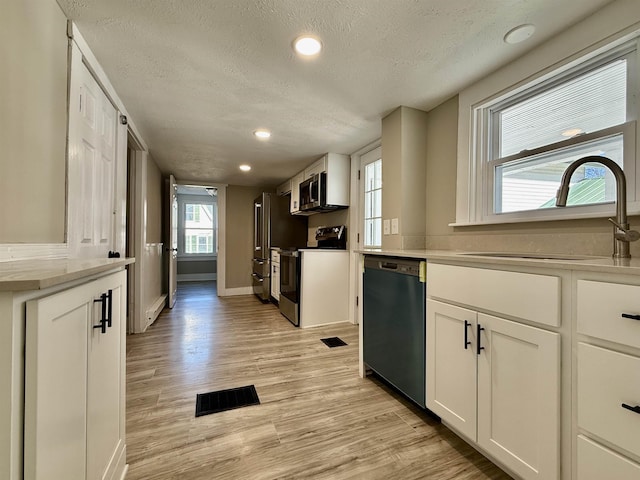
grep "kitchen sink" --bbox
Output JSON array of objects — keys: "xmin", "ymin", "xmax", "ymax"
[{"xmin": 458, "ymin": 252, "xmax": 599, "ymax": 261}]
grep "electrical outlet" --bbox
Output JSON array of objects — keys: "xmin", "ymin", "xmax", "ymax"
[{"xmin": 383, "ymin": 219, "xmax": 390, "ymax": 235}]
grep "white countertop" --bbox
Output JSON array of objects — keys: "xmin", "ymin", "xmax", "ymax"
[
  {"xmin": 357, "ymin": 248, "xmax": 640, "ymax": 276},
  {"xmin": 0, "ymin": 257, "xmax": 134, "ymax": 291}
]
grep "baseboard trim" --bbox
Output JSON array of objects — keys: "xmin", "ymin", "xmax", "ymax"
[
  {"xmin": 219, "ymin": 286, "xmax": 253, "ymax": 297},
  {"xmin": 177, "ymin": 273, "xmax": 217, "ymax": 282},
  {"xmin": 146, "ymin": 294, "xmax": 167, "ymax": 328}
]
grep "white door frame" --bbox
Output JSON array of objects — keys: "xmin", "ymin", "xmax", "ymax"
[
  {"xmin": 174, "ymin": 181, "xmax": 227, "ymax": 296},
  {"xmin": 348, "ymin": 140, "xmax": 381, "ymax": 327},
  {"xmin": 69, "ymin": 23, "xmax": 150, "ymax": 333},
  {"xmin": 349, "ymin": 141, "xmax": 381, "ymax": 378}
]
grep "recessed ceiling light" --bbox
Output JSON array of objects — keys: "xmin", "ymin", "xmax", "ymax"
[
  {"xmin": 254, "ymin": 129, "xmax": 271, "ymax": 139},
  {"xmin": 504, "ymin": 24, "xmax": 536, "ymax": 45},
  {"xmin": 293, "ymin": 35, "xmax": 322, "ymax": 56},
  {"xmin": 561, "ymin": 128, "xmax": 584, "ymax": 137},
  {"xmin": 239, "ymin": 165, "xmax": 251, "ymax": 172}
]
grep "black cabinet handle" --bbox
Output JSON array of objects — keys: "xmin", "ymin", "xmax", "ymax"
[
  {"xmin": 621, "ymin": 313, "xmax": 640, "ymax": 321},
  {"xmin": 464, "ymin": 320, "xmax": 471, "ymax": 350},
  {"xmin": 621, "ymin": 403, "xmax": 640, "ymax": 414},
  {"xmin": 93, "ymin": 293, "xmax": 108, "ymax": 334},
  {"xmin": 477, "ymin": 324, "xmax": 485, "ymax": 355},
  {"xmin": 106, "ymin": 289, "xmax": 113, "ymax": 328}
]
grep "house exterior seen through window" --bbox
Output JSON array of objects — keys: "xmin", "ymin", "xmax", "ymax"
[
  {"xmin": 364, "ymin": 159, "xmax": 382, "ymax": 247},
  {"xmin": 473, "ymin": 39, "xmax": 638, "ymax": 222},
  {"xmin": 184, "ymin": 203, "xmax": 215, "ymax": 254}
]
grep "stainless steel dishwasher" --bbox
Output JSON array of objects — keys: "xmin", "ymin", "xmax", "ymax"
[{"xmin": 363, "ymin": 256, "xmax": 426, "ymax": 407}]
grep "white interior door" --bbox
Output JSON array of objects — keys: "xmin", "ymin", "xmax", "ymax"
[
  {"xmin": 168, "ymin": 174, "xmax": 178, "ymax": 307},
  {"xmin": 68, "ymin": 42, "xmax": 118, "ymax": 258}
]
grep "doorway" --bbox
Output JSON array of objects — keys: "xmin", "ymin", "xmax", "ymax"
[{"xmin": 164, "ymin": 182, "xmax": 224, "ymax": 305}]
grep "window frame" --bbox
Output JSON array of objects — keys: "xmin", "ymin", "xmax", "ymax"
[
  {"xmin": 360, "ymin": 147, "xmax": 383, "ymax": 248},
  {"xmin": 457, "ymin": 33, "xmax": 640, "ymax": 226},
  {"xmin": 177, "ymin": 196, "xmax": 217, "ymax": 257}
]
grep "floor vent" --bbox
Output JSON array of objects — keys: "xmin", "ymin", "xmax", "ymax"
[
  {"xmin": 195, "ymin": 385, "xmax": 260, "ymax": 417},
  {"xmin": 321, "ymin": 337, "xmax": 348, "ymax": 348}
]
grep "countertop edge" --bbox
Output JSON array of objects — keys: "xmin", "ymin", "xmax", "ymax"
[
  {"xmin": 0, "ymin": 257, "xmax": 135, "ymax": 291},
  {"xmin": 356, "ymin": 249, "xmax": 640, "ymax": 275}
]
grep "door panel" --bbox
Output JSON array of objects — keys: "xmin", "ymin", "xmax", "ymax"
[
  {"xmin": 68, "ymin": 47, "xmax": 118, "ymax": 257},
  {"xmin": 426, "ymin": 299, "xmax": 477, "ymax": 442},
  {"xmin": 87, "ymin": 280, "xmax": 122, "ymax": 479},
  {"xmin": 168, "ymin": 175, "xmax": 178, "ymax": 308},
  {"xmin": 477, "ymin": 313, "xmax": 560, "ymax": 480}
]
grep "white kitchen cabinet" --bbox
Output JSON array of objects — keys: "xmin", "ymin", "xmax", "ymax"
[
  {"xmin": 575, "ymin": 276, "xmax": 640, "ymax": 478},
  {"xmin": 476, "ymin": 312, "xmax": 560, "ymax": 480},
  {"xmin": 304, "ymin": 155, "xmax": 327, "ymax": 179},
  {"xmin": 299, "ymin": 250, "xmax": 349, "ymax": 328},
  {"xmin": 290, "ymin": 171, "xmax": 304, "ymax": 214},
  {"xmin": 271, "ymin": 249, "xmax": 280, "ymax": 301},
  {"xmin": 577, "ymin": 435, "xmax": 640, "ymax": 480},
  {"xmin": 427, "ymin": 263, "xmax": 561, "ymax": 480},
  {"xmin": 276, "ymin": 178, "xmax": 292, "ymax": 196},
  {"xmin": 427, "ymin": 300, "xmax": 477, "ymax": 440},
  {"xmin": 321, "ymin": 153, "xmax": 350, "ymax": 207},
  {"xmin": 24, "ymin": 269, "xmax": 127, "ymax": 480}
]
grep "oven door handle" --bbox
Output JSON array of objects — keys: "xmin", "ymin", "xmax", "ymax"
[{"xmin": 280, "ymin": 250, "xmax": 299, "ymax": 257}]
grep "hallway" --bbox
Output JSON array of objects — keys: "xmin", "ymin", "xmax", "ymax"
[{"xmin": 125, "ymin": 282, "xmax": 510, "ymax": 479}]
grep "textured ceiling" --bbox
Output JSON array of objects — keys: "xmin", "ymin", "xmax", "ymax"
[{"xmin": 56, "ymin": 0, "xmax": 614, "ymax": 187}]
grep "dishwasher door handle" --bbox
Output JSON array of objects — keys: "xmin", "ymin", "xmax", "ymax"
[{"xmin": 380, "ymin": 262, "xmax": 398, "ymax": 270}]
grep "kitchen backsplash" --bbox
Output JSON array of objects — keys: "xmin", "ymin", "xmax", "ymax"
[{"xmin": 425, "ymin": 230, "xmax": 640, "ymax": 257}]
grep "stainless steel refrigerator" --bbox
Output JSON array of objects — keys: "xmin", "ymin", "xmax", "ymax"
[{"xmin": 252, "ymin": 192, "xmax": 307, "ymax": 301}]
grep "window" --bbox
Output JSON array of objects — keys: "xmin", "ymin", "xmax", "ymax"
[
  {"xmin": 468, "ymin": 38, "xmax": 639, "ymax": 223},
  {"xmin": 363, "ymin": 154, "xmax": 382, "ymax": 247},
  {"xmin": 183, "ymin": 202, "xmax": 215, "ymax": 254}
]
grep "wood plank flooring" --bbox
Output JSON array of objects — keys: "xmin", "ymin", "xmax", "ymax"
[{"xmin": 126, "ymin": 281, "xmax": 511, "ymax": 479}]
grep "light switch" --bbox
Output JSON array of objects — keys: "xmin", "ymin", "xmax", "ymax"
[
  {"xmin": 391, "ymin": 218, "xmax": 399, "ymax": 235},
  {"xmin": 383, "ymin": 219, "xmax": 390, "ymax": 235}
]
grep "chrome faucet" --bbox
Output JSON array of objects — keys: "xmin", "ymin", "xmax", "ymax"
[{"xmin": 556, "ymin": 155, "xmax": 639, "ymax": 258}]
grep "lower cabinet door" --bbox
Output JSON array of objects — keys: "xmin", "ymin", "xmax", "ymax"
[
  {"xmin": 25, "ymin": 281, "xmax": 94, "ymax": 480},
  {"xmin": 25, "ymin": 271, "xmax": 127, "ymax": 480},
  {"xmin": 87, "ymin": 272, "xmax": 126, "ymax": 480},
  {"xmin": 426, "ymin": 299, "xmax": 478, "ymax": 442},
  {"xmin": 477, "ymin": 313, "xmax": 560, "ymax": 480}
]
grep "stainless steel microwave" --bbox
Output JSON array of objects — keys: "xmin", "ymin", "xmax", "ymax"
[{"xmin": 299, "ymin": 173, "xmax": 324, "ymax": 211}]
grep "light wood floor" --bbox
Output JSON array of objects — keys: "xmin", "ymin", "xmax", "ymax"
[{"xmin": 126, "ymin": 282, "xmax": 511, "ymax": 480}]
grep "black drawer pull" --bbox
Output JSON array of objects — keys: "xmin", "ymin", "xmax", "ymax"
[
  {"xmin": 621, "ymin": 403, "xmax": 640, "ymax": 414},
  {"xmin": 93, "ymin": 293, "xmax": 108, "ymax": 334},
  {"xmin": 464, "ymin": 320, "xmax": 471, "ymax": 350},
  {"xmin": 106, "ymin": 289, "xmax": 113, "ymax": 328},
  {"xmin": 621, "ymin": 313, "xmax": 640, "ymax": 321},
  {"xmin": 477, "ymin": 324, "xmax": 485, "ymax": 355}
]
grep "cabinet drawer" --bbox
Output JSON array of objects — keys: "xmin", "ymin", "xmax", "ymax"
[
  {"xmin": 271, "ymin": 249, "xmax": 280, "ymax": 264},
  {"xmin": 577, "ymin": 343, "xmax": 640, "ymax": 459},
  {"xmin": 577, "ymin": 435, "xmax": 640, "ymax": 480},
  {"xmin": 577, "ymin": 280, "xmax": 640, "ymax": 349},
  {"xmin": 427, "ymin": 263, "xmax": 560, "ymax": 327}
]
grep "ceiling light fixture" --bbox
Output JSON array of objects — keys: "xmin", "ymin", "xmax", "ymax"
[
  {"xmin": 504, "ymin": 24, "xmax": 536, "ymax": 45},
  {"xmin": 239, "ymin": 165, "xmax": 251, "ymax": 172},
  {"xmin": 293, "ymin": 35, "xmax": 322, "ymax": 56},
  {"xmin": 254, "ymin": 129, "xmax": 271, "ymax": 139}
]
